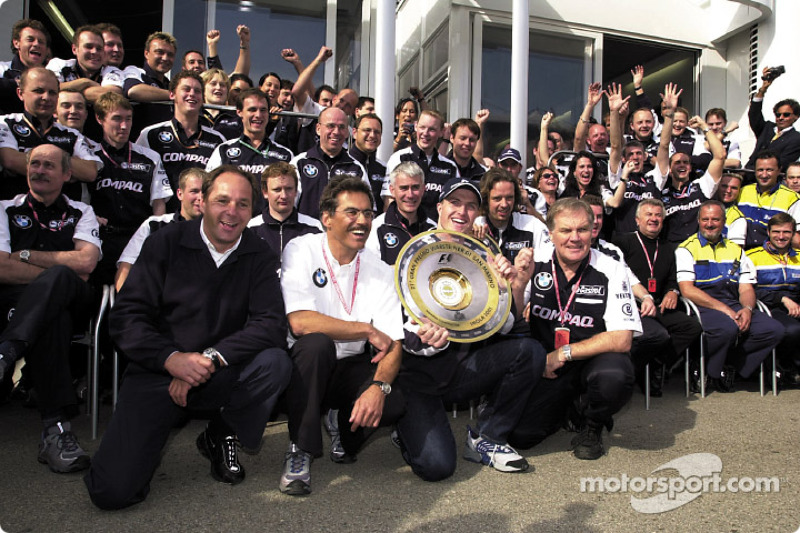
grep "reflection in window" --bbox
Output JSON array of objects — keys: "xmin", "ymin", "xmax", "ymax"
[{"xmin": 423, "ymin": 24, "xmax": 449, "ymax": 81}]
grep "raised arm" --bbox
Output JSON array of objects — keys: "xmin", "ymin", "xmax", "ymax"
[
  {"xmin": 689, "ymin": 115, "xmax": 725, "ymax": 183},
  {"xmin": 537, "ymin": 112, "xmax": 553, "ymax": 169},
  {"xmin": 606, "ymin": 82, "xmax": 630, "ymax": 174},
  {"xmin": 472, "ymin": 109, "xmax": 490, "ymax": 162},
  {"xmin": 574, "ymin": 82, "xmax": 604, "ymax": 152},
  {"xmin": 291, "ymin": 46, "xmax": 332, "ymax": 109},
  {"xmin": 656, "ymin": 83, "xmax": 682, "ymax": 176},
  {"xmin": 232, "ymin": 25, "xmax": 251, "ymax": 76}
]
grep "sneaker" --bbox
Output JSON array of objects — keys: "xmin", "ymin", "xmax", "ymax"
[
  {"xmin": 37, "ymin": 422, "xmax": 90, "ymax": 473},
  {"xmin": 389, "ymin": 428, "xmax": 402, "ymax": 450},
  {"xmin": 196, "ymin": 429, "xmax": 245, "ymax": 485},
  {"xmin": 571, "ymin": 422, "xmax": 605, "ymax": 460},
  {"xmin": 324, "ymin": 409, "xmax": 356, "ymax": 464},
  {"xmin": 0, "ymin": 340, "xmax": 23, "ymax": 383},
  {"xmin": 280, "ymin": 442, "xmax": 312, "ymax": 496},
  {"xmin": 463, "ymin": 426, "xmax": 530, "ymax": 473}
]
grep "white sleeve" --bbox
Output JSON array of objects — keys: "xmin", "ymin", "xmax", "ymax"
[
  {"xmin": 647, "ymin": 164, "xmax": 668, "ymax": 191},
  {"xmin": 72, "ymin": 202, "xmax": 102, "ymax": 250},
  {"xmin": 738, "ymin": 250, "xmax": 757, "ymax": 284},
  {"xmin": 726, "ymin": 216, "xmax": 746, "ymax": 246},
  {"xmin": 149, "ymin": 156, "xmax": 173, "ymax": 203},
  {"xmin": 290, "ymin": 153, "xmax": 303, "ymax": 206},
  {"xmin": 0, "ymin": 121, "xmax": 19, "ymax": 150},
  {"xmin": 726, "ymin": 139, "xmax": 742, "ymax": 163},
  {"xmin": 675, "ymin": 247, "xmax": 697, "ymax": 283},
  {"xmin": 71, "ymin": 131, "xmax": 103, "ymax": 168},
  {"xmin": 0, "ymin": 203, "xmax": 10, "ymax": 253},
  {"xmin": 698, "ymin": 171, "xmax": 718, "ymax": 199},
  {"xmin": 382, "ymin": 152, "xmax": 402, "ymax": 198},
  {"xmin": 280, "ymin": 237, "xmax": 317, "ymax": 314},
  {"xmin": 135, "ymin": 128, "xmax": 151, "ymax": 150},
  {"xmin": 294, "ymin": 98, "xmax": 322, "ymax": 127},
  {"xmin": 117, "ymin": 219, "xmax": 153, "ymax": 266},
  {"xmin": 206, "ymin": 145, "xmax": 223, "ymax": 172},
  {"xmin": 787, "ymin": 195, "xmax": 800, "ymax": 229},
  {"xmin": 370, "ymin": 264, "xmax": 405, "ymax": 341},
  {"xmin": 602, "ymin": 266, "xmax": 643, "ymax": 334},
  {"xmin": 45, "ymin": 58, "xmax": 68, "ymax": 82},
  {"xmin": 100, "ymin": 66, "xmax": 125, "ymax": 88}
]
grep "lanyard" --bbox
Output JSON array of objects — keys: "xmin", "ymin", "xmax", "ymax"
[
  {"xmin": 321, "ymin": 242, "xmax": 360, "ymax": 315},
  {"xmin": 240, "ymin": 138, "xmax": 270, "ymax": 158},
  {"xmin": 170, "ymin": 121, "xmax": 199, "ymax": 149},
  {"xmin": 27, "ymin": 196, "xmax": 66, "ymax": 232},
  {"xmin": 100, "ymin": 142, "xmax": 132, "ymax": 169},
  {"xmin": 22, "ymin": 115, "xmax": 52, "ymax": 138},
  {"xmin": 551, "ymin": 260, "xmax": 585, "ymax": 327},
  {"xmin": 636, "ymin": 232, "xmax": 659, "ymax": 278}
]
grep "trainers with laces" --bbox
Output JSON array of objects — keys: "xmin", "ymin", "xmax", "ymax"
[
  {"xmin": 463, "ymin": 426, "xmax": 530, "ymax": 473},
  {"xmin": 324, "ymin": 408, "xmax": 356, "ymax": 464},
  {"xmin": 196, "ymin": 429, "xmax": 245, "ymax": 485},
  {"xmin": 280, "ymin": 442, "xmax": 312, "ymax": 496},
  {"xmin": 37, "ymin": 421, "xmax": 90, "ymax": 473},
  {"xmin": 571, "ymin": 422, "xmax": 605, "ymax": 460}
]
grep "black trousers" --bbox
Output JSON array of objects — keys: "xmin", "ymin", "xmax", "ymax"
[
  {"xmin": 770, "ymin": 309, "xmax": 800, "ymax": 368},
  {"xmin": 84, "ymin": 348, "xmax": 291, "ymax": 510},
  {"xmin": 0, "ymin": 265, "xmax": 93, "ymax": 417},
  {"xmin": 508, "ymin": 351, "xmax": 634, "ymax": 450},
  {"xmin": 632, "ymin": 309, "xmax": 703, "ymax": 371},
  {"xmin": 284, "ymin": 333, "xmax": 405, "ymax": 457}
]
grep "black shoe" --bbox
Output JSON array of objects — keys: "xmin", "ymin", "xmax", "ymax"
[
  {"xmin": 708, "ymin": 369, "xmax": 736, "ymax": 393},
  {"xmin": 649, "ymin": 364, "xmax": 664, "ymax": 397},
  {"xmin": 571, "ymin": 421, "xmax": 605, "ymax": 460},
  {"xmin": 197, "ymin": 429, "xmax": 245, "ymax": 485},
  {"xmin": 689, "ymin": 362, "xmax": 706, "ymax": 394},
  {"xmin": 0, "ymin": 340, "xmax": 24, "ymax": 382}
]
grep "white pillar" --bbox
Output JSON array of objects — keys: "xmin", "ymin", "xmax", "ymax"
[
  {"xmin": 325, "ymin": 0, "xmax": 337, "ymax": 87},
  {"xmin": 510, "ymin": 0, "xmax": 529, "ymax": 169},
  {"xmin": 375, "ymin": 0, "xmax": 396, "ymax": 163}
]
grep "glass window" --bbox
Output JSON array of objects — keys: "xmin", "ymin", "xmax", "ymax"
[
  {"xmin": 335, "ymin": 0, "xmax": 363, "ymax": 94},
  {"xmin": 480, "ymin": 24, "xmax": 588, "ymax": 163},
  {"xmin": 398, "ymin": 57, "xmax": 420, "ymax": 99},
  {"xmin": 423, "ymin": 24, "xmax": 449, "ymax": 80}
]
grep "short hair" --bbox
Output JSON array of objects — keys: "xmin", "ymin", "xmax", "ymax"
[
  {"xmin": 674, "ymin": 106, "xmax": 690, "ymax": 119},
  {"xmin": 229, "ymin": 73, "xmax": 253, "ymax": 88},
  {"xmin": 27, "ymin": 144, "xmax": 70, "ymax": 173},
  {"xmin": 182, "ymin": 49, "xmax": 204, "ymax": 63},
  {"xmin": 786, "ymin": 162, "xmax": 800, "ymax": 173},
  {"xmin": 58, "ymin": 87, "xmax": 85, "ymax": 100},
  {"xmin": 721, "ymin": 172, "xmax": 743, "ymax": 184},
  {"xmin": 95, "ymin": 23, "xmax": 122, "ymax": 39},
  {"xmin": 635, "ymin": 198, "xmax": 665, "ymax": 219},
  {"xmin": 768, "ymin": 212, "xmax": 796, "ymax": 232},
  {"xmin": 11, "ymin": 19, "xmax": 50, "ymax": 53},
  {"xmin": 418, "ymin": 109, "xmax": 445, "ymax": 128},
  {"xmin": 144, "ymin": 31, "xmax": 177, "ymax": 51},
  {"xmin": 261, "ymin": 161, "xmax": 298, "ymax": 190},
  {"xmin": 354, "ymin": 112, "xmax": 383, "ymax": 130},
  {"xmin": 356, "ymin": 96, "xmax": 374, "ymax": 109},
  {"xmin": 754, "ymin": 150, "xmax": 780, "ymax": 166},
  {"xmin": 389, "ymin": 161, "xmax": 424, "ymax": 188},
  {"xmin": 203, "ymin": 165, "xmax": 259, "ymax": 207},
  {"xmin": 258, "ymin": 72, "xmax": 281, "ymax": 88},
  {"xmin": 697, "ymin": 200, "xmax": 726, "ymax": 220},
  {"xmin": 315, "ymin": 84, "xmax": 336, "ymax": 102},
  {"xmin": 178, "ymin": 167, "xmax": 207, "ymax": 190},
  {"xmin": 94, "ymin": 91, "xmax": 132, "ymax": 119},
  {"xmin": 319, "ymin": 177, "xmax": 374, "ymax": 216},
  {"xmin": 479, "ymin": 168, "xmax": 521, "ymax": 215},
  {"xmin": 582, "ymin": 194, "xmax": 604, "ymax": 209},
  {"xmin": 773, "ymin": 99, "xmax": 800, "ymax": 117},
  {"xmin": 19, "ymin": 67, "xmax": 57, "ymax": 92},
  {"xmin": 705, "ymin": 108, "xmax": 727, "ymax": 122},
  {"xmin": 280, "ymin": 78, "xmax": 293, "ymax": 91},
  {"xmin": 201, "ymin": 68, "xmax": 229, "ymax": 90},
  {"xmin": 622, "ymin": 140, "xmax": 645, "ymax": 159},
  {"xmin": 169, "ymin": 69, "xmax": 203, "ymax": 93},
  {"xmin": 235, "ymin": 88, "xmax": 268, "ymax": 111},
  {"xmin": 72, "ymin": 25, "xmax": 103, "ymax": 47},
  {"xmin": 546, "ymin": 198, "xmax": 593, "ymax": 232},
  {"xmin": 451, "ymin": 118, "xmax": 480, "ymax": 139}
]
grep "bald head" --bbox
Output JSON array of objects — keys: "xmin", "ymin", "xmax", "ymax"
[
  {"xmin": 334, "ymin": 88, "xmax": 358, "ymax": 117},
  {"xmin": 317, "ymin": 106, "xmax": 349, "ymax": 156}
]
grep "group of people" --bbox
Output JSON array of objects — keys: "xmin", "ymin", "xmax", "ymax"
[{"xmin": 0, "ymin": 16, "xmax": 798, "ymax": 512}]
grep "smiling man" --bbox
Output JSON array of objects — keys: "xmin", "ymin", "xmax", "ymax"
[
  {"xmin": 123, "ymin": 31, "xmax": 177, "ymax": 138},
  {"xmin": 746, "ymin": 67, "xmax": 800, "ymax": 171},
  {"xmin": 349, "ymin": 113, "xmax": 387, "ymax": 215},
  {"xmin": 447, "ymin": 118, "xmax": 487, "ymax": 182},
  {"xmin": 86, "ymin": 166, "xmax": 291, "ymax": 509},
  {"xmin": 0, "ymin": 19, "xmax": 50, "ymax": 114},
  {"xmin": 278, "ymin": 177, "xmax": 404, "ymax": 496}
]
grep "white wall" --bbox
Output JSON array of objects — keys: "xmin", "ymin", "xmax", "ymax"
[{"xmin": 0, "ymin": 0, "xmax": 26, "ymax": 62}]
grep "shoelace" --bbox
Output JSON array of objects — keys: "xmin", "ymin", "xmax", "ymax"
[
  {"xmin": 287, "ymin": 451, "xmax": 310, "ymax": 474},
  {"xmin": 58, "ymin": 431, "xmax": 80, "ymax": 453},
  {"xmin": 221, "ymin": 436, "xmax": 241, "ymax": 472}
]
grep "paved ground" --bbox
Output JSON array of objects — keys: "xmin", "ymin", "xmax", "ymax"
[{"xmin": 0, "ymin": 377, "xmax": 798, "ymax": 533}]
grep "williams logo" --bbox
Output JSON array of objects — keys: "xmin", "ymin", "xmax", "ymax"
[{"xmin": 313, "ymin": 268, "xmax": 327, "ymax": 287}]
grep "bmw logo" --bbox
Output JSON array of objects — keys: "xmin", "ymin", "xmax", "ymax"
[
  {"xmin": 303, "ymin": 164, "xmax": 319, "ymax": 178},
  {"xmin": 158, "ymin": 131, "xmax": 174, "ymax": 143},
  {"xmin": 313, "ymin": 268, "xmax": 328, "ymax": 287},
  {"xmin": 13, "ymin": 124, "xmax": 30, "ymax": 137},
  {"xmin": 226, "ymin": 147, "xmax": 242, "ymax": 158},
  {"xmin": 383, "ymin": 232, "xmax": 399, "ymax": 248},
  {"xmin": 11, "ymin": 214, "xmax": 32, "ymax": 229},
  {"xmin": 534, "ymin": 271, "xmax": 553, "ymax": 291}
]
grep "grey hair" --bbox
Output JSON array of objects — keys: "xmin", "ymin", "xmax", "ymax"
[{"xmin": 389, "ymin": 161, "xmax": 425, "ymax": 188}]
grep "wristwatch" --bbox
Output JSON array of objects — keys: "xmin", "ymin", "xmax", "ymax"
[
  {"xmin": 19, "ymin": 249, "xmax": 30, "ymax": 263},
  {"xmin": 561, "ymin": 344, "xmax": 573, "ymax": 362},
  {"xmin": 202, "ymin": 347, "xmax": 223, "ymax": 370},
  {"xmin": 371, "ymin": 380, "xmax": 392, "ymax": 395}
]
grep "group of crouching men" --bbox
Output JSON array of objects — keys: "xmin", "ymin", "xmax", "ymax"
[{"xmin": 1, "ymin": 149, "xmax": 794, "ymax": 510}]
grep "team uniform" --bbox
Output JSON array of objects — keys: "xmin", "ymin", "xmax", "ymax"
[
  {"xmin": 247, "ymin": 208, "xmax": 322, "ymax": 262},
  {"xmin": 0, "ymin": 113, "xmax": 102, "ymax": 200},
  {"xmin": 200, "ymin": 109, "xmax": 242, "ymax": 141},
  {"xmin": 122, "ymin": 64, "xmax": 172, "ymax": 139},
  {"xmin": 382, "ymin": 145, "xmax": 459, "ymax": 222},
  {"xmin": 0, "ymin": 55, "xmax": 28, "ymax": 114},
  {"xmin": 606, "ymin": 163, "xmax": 667, "ymax": 235},
  {"xmin": 728, "ymin": 183, "xmax": 800, "ymax": 250},
  {"xmin": 659, "ymin": 170, "xmax": 719, "ymax": 244},
  {"xmin": 136, "ymin": 119, "xmax": 225, "ymax": 212},
  {"xmin": 291, "ymin": 145, "xmax": 368, "ymax": 220},
  {"xmin": 508, "ymin": 247, "xmax": 640, "ymax": 449},
  {"xmin": 348, "ymin": 145, "xmax": 386, "ymax": 215},
  {"xmin": 117, "ymin": 212, "xmax": 184, "ymax": 268},
  {"xmin": 280, "ymin": 232, "xmax": 405, "ymax": 458},
  {"xmin": 675, "ymin": 233, "xmax": 783, "ymax": 380},
  {"xmin": 482, "ymin": 212, "xmax": 551, "ymax": 264},
  {"xmin": 89, "ymin": 141, "xmax": 173, "ymax": 283},
  {"xmin": 447, "ymin": 151, "xmax": 487, "ymax": 182},
  {"xmin": 0, "ymin": 192, "xmax": 100, "ymax": 421},
  {"xmin": 364, "ymin": 202, "xmax": 435, "ymax": 265}
]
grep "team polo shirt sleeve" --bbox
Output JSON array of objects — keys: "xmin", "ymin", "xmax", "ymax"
[
  {"xmin": 697, "ymin": 170, "xmax": 719, "ymax": 199},
  {"xmin": 100, "ymin": 66, "xmax": 125, "ymax": 88},
  {"xmin": 70, "ymin": 199, "xmax": 102, "ymax": 250},
  {"xmin": 0, "ymin": 199, "xmax": 12, "ymax": 253},
  {"xmin": 674, "ymin": 245, "xmax": 697, "ymax": 283},
  {"xmin": 738, "ymin": 252, "xmax": 757, "ymax": 284},
  {"xmin": 294, "ymin": 98, "xmax": 323, "ymax": 127},
  {"xmin": 206, "ymin": 145, "xmax": 223, "ymax": 171},
  {"xmin": 45, "ymin": 58, "xmax": 70, "ymax": 82},
  {"xmin": 117, "ymin": 219, "xmax": 152, "ymax": 266},
  {"xmin": 143, "ymin": 148, "xmax": 173, "ymax": 203},
  {"xmin": 598, "ymin": 253, "xmax": 643, "ymax": 334},
  {"xmin": 0, "ymin": 119, "xmax": 19, "ymax": 150},
  {"xmin": 71, "ymin": 131, "xmax": 103, "ymax": 167}
]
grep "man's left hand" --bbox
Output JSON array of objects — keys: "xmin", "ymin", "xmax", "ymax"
[
  {"xmin": 660, "ymin": 291, "xmax": 678, "ymax": 313},
  {"xmin": 640, "ymin": 296, "xmax": 657, "ymax": 317},
  {"xmin": 350, "ymin": 385, "xmax": 385, "ymax": 431}
]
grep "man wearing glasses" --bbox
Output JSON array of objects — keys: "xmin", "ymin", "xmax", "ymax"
[
  {"xmin": 745, "ymin": 67, "xmax": 800, "ymax": 171},
  {"xmin": 348, "ymin": 113, "xmax": 386, "ymax": 215},
  {"xmin": 291, "ymin": 107, "xmax": 368, "ymax": 220},
  {"xmin": 278, "ymin": 177, "xmax": 404, "ymax": 495}
]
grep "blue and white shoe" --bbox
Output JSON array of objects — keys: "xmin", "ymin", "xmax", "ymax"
[
  {"xmin": 280, "ymin": 442, "xmax": 312, "ymax": 496},
  {"xmin": 463, "ymin": 426, "xmax": 530, "ymax": 473},
  {"xmin": 324, "ymin": 409, "xmax": 356, "ymax": 463}
]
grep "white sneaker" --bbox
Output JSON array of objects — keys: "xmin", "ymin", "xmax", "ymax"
[
  {"xmin": 280, "ymin": 442, "xmax": 312, "ymax": 496},
  {"xmin": 463, "ymin": 426, "xmax": 530, "ymax": 473}
]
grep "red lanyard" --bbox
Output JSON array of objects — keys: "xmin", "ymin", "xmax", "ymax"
[
  {"xmin": 26, "ymin": 196, "xmax": 67, "ymax": 232},
  {"xmin": 321, "ymin": 242, "xmax": 360, "ymax": 315},
  {"xmin": 552, "ymin": 261, "xmax": 585, "ymax": 327},
  {"xmin": 636, "ymin": 232, "xmax": 659, "ymax": 278},
  {"xmin": 100, "ymin": 142, "xmax": 132, "ymax": 168}
]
